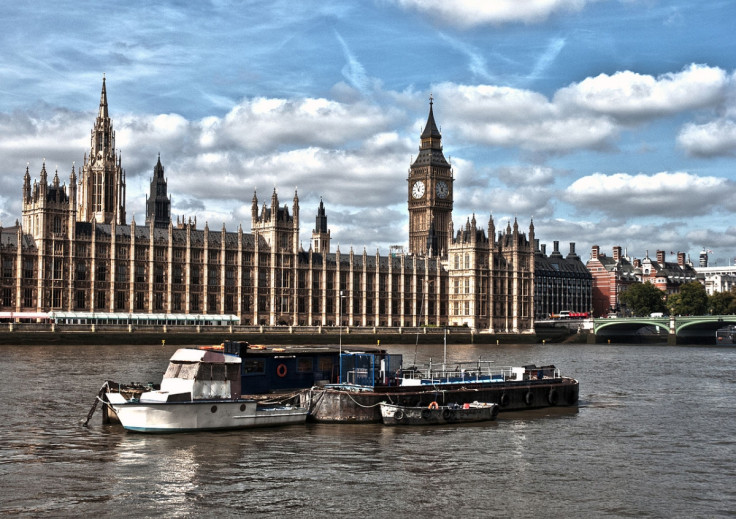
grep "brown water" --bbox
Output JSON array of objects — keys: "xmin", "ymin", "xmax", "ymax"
[{"xmin": 0, "ymin": 342, "xmax": 734, "ymax": 518}]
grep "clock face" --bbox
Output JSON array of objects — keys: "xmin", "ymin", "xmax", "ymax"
[
  {"xmin": 436, "ymin": 181, "xmax": 449, "ymax": 199},
  {"xmin": 412, "ymin": 180, "xmax": 425, "ymax": 199}
]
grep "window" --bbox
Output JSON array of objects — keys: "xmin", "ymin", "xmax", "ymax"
[
  {"xmin": 76, "ymin": 262, "xmax": 86, "ymax": 281},
  {"xmin": 135, "ymin": 292, "xmax": 145, "ymax": 310},
  {"xmin": 24, "ymin": 288, "xmax": 34, "ymax": 308},
  {"xmin": 2, "ymin": 288, "xmax": 11, "ymax": 306},
  {"xmin": 135, "ymin": 264, "xmax": 145, "ymax": 283},
  {"xmin": 116, "ymin": 291, "xmax": 126, "ymax": 310},
  {"xmin": 96, "ymin": 291, "xmax": 106, "ymax": 309},
  {"xmin": 2, "ymin": 258, "xmax": 13, "ymax": 278},
  {"xmin": 76, "ymin": 290, "xmax": 85, "ymax": 309},
  {"xmin": 297, "ymin": 357, "xmax": 313, "ymax": 373},
  {"xmin": 24, "ymin": 259, "xmax": 35, "ymax": 279},
  {"xmin": 53, "ymin": 216, "xmax": 62, "ymax": 234}
]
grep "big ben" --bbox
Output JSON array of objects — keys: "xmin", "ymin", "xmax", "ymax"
[{"xmin": 408, "ymin": 96, "xmax": 453, "ymax": 256}]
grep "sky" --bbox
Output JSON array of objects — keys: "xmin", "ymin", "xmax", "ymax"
[{"xmin": 2, "ymin": 0, "xmax": 736, "ymax": 266}]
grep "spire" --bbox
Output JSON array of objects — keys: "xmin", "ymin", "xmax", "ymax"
[
  {"xmin": 98, "ymin": 74, "xmax": 108, "ymax": 120},
  {"xmin": 154, "ymin": 153, "xmax": 164, "ymax": 178},
  {"xmin": 420, "ymin": 94, "xmax": 441, "ymax": 140}
]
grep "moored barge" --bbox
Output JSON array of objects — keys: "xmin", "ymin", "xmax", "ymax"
[{"xmin": 300, "ymin": 352, "xmax": 579, "ymax": 423}]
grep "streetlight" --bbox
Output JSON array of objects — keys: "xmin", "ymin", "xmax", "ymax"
[{"xmin": 338, "ymin": 290, "xmax": 345, "ymax": 383}]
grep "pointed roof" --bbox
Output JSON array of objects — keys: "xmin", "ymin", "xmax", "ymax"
[
  {"xmin": 153, "ymin": 153, "xmax": 164, "ymax": 178},
  {"xmin": 98, "ymin": 75, "xmax": 109, "ymax": 119},
  {"xmin": 420, "ymin": 95, "xmax": 441, "ymax": 140}
]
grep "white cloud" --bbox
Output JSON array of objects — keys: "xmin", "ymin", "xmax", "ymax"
[
  {"xmin": 555, "ymin": 64, "xmax": 729, "ymax": 122},
  {"xmin": 677, "ymin": 118, "xmax": 736, "ymax": 157},
  {"xmin": 435, "ymin": 82, "xmax": 618, "ymax": 152},
  {"xmin": 563, "ymin": 171, "xmax": 736, "ymax": 217},
  {"xmin": 393, "ymin": 0, "xmax": 593, "ymax": 27}
]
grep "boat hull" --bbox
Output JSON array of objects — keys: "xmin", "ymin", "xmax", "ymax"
[
  {"xmin": 380, "ymin": 402, "xmax": 498, "ymax": 425},
  {"xmin": 106, "ymin": 397, "xmax": 307, "ymax": 433},
  {"xmin": 301, "ymin": 377, "xmax": 579, "ymax": 423}
]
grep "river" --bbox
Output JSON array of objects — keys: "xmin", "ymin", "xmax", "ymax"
[{"xmin": 0, "ymin": 341, "xmax": 734, "ymax": 518}]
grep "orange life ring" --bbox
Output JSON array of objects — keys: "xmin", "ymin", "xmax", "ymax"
[
  {"xmin": 428, "ymin": 401, "xmax": 439, "ymax": 410},
  {"xmin": 276, "ymin": 364, "xmax": 288, "ymax": 377}
]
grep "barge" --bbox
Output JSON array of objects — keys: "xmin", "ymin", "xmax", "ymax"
[{"xmin": 300, "ymin": 352, "xmax": 579, "ymax": 423}]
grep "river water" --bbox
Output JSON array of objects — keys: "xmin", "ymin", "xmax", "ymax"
[{"xmin": 0, "ymin": 341, "xmax": 734, "ymax": 518}]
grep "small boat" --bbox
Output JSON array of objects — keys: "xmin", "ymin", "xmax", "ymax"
[
  {"xmin": 380, "ymin": 401, "xmax": 499, "ymax": 426},
  {"xmin": 716, "ymin": 325, "xmax": 736, "ymax": 345},
  {"xmin": 100, "ymin": 348, "xmax": 307, "ymax": 433}
]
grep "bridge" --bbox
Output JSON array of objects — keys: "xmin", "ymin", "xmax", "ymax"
[{"xmin": 589, "ymin": 315, "xmax": 736, "ymax": 344}]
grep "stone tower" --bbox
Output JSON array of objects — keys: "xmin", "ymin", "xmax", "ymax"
[
  {"xmin": 145, "ymin": 154, "xmax": 171, "ymax": 229},
  {"xmin": 408, "ymin": 96, "xmax": 454, "ymax": 256},
  {"xmin": 78, "ymin": 76, "xmax": 126, "ymax": 224},
  {"xmin": 311, "ymin": 197, "xmax": 331, "ymax": 254}
]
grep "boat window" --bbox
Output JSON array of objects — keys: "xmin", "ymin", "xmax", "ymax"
[
  {"xmin": 178, "ymin": 363, "xmax": 200, "ymax": 380},
  {"xmin": 318, "ymin": 357, "xmax": 333, "ymax": 372},
  {"xmin": 164, "ymin": 362, "xmax": 182, "ymax": 378},
  {"xmin": 297, "ymin": 357, "xmax": 313, "ymax": 373},
  {"xmin": 243, "ymin": 359, "xmax": 265, "ymax": 374}
]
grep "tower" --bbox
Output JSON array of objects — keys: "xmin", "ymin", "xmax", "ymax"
[
  {"xmin": 78, "ymin": 75, "xmax": 126, "ymax": 224},
  {"xmin": 311, "ymin": 197, "xmax": 331, "ymax": 254},
  {"xmin": 145, "ymin": 154, "xmax": 171, "ymax": 229},
  {"xmin": 408, "ymin": 96, "xmax": 453, "ymax": 256}
]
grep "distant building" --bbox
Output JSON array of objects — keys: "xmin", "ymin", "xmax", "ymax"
[
  {"xmin": 586, "ymin": 246, "xmax": 700, "ymax": 317},
  {"xmin": 695, "ymin": 265, "xmax": 736, "ymax": 296},
  {"xmin": 0, "ymin": 80, "xmax": 535, "ymax": 333},
  {"xmin": 534, "ymin": 241, "xmax": 592, "ymax": 319}
]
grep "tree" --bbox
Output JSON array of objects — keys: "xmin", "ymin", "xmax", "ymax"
[
  {"xmin": 618, "ymin": 282, "xmax": 666, "ymax": 316},
  {"xmin": 667, "ymin": 281, "xmax": 708, "ymax": 316},
  {"xmin": 708, "ymin": 289, "xmax": 736, "ymax": 315}
]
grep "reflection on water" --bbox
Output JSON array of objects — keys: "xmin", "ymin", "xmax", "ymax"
[{"xmin": 0, "ymin": 343, "xmax": 734, "ymax": 517}]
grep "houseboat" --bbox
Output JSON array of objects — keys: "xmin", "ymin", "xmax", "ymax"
[{"xmin": 300, "ymin": 351, "xmax": 579, "ymax": 423}]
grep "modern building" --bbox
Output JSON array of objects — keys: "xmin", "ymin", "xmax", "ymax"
[
  {"xmin": 534, "ymin": 241, "xmax": 592, "ymax": 319},
  {"xmin": 585, "ymin": 246, "xmax": 699, "ymax": 317},
  {"xmin": 0, "ymin": 79, "xmax": 535, "ymax": 333}
]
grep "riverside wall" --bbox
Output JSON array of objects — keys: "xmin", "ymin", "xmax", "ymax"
[{"xmin": 0, "ymin": 323, "xmax": 576, "ymax": 346}]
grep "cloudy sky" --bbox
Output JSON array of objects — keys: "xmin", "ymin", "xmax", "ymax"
[{"xmin": 2, "ymin": 0, "xmax": 736, "ymax": 266}]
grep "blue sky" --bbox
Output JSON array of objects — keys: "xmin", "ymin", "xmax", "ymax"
[{"xmin": 2, "ymin": 0, "xmax": 736, "ymax": 265}]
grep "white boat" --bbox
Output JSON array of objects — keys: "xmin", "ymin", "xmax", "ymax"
[
  {"xmin": 380, "ymin": 401, "xmax": 499, "ymax": 426},
  {"xmin": 102, "ymin": 348, "xmax": 307, "ymax": 433}
]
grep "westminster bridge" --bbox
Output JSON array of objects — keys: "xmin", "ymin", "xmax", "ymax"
[{"xmin": 587, "ymin": 315, "xmax": 736, "ymax": 344}]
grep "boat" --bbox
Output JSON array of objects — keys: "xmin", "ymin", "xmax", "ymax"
[
  {"xmin": 716, "ymin": 325, "xmax": 736, "ymax": 345},
  {"xmin": 380, "ymin": 401, "xmax": 498, "ymax": 425},
  {"xmin": 98, "ymin": 348, "xmax": 307, "ymax": 433},
  {"xmin": 300, "ymin": 350, "xmax": 579, "ymax": 423}
]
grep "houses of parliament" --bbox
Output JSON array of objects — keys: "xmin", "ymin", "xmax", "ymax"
[{"xmin": 0, "ymin": 79, "xmax": 536, "ymax": 332}]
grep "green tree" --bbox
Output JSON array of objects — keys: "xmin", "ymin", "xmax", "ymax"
[
  {"xmin": 667, "ymin": 281, "xmax": 708, "ymax": 316},
  {"xmin": 708, "ymin": 289, "xmax": 736, "ymax": 315},
  {"xmin": 619, "ymin": 282, "xmax": 666, "ymax": 316}
]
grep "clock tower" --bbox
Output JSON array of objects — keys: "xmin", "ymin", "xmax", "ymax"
[{"xmin": 408, "ymin": 96, "xmax": 453, "ymax": 256}]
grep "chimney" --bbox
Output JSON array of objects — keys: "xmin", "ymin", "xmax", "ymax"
[
  {"xmin": 534, "ymin": 238, "xmax": 540, "ymax": 251},
  {"xmin": 541, "ymin": 243, "xmax": 547, "ymax": 255},
  {"xmin": 569, "ymin": 242, "xmax": 576, "ymax": 255},
  {"xmin": 553, "ymin": 240, "xmax": 560, "ymax": 253},
  {"xmin": 677, "ymin": 252, "xmax": 686, "ymax": 266},
  {"xmin": 613, "ymin": 246, "xmax": 622, "ymax": 261},
  {"xmin": 591, "ymin": 245, "xmax": 599, "ymax": 260},
  {"xmin": 633, "ymin": 258, "xmax": 642, "ymax": 268},
  {"xmin": 657, "ymin": 250, "xmax": 665, "ymax": 264}
]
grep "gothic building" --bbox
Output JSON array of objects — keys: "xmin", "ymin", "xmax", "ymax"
[{"xmin": 0, "ymin": 80, "xmax": 535, "ymax": 333}]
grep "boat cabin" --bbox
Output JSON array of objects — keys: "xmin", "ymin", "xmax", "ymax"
[
  {"xmin": 222, "ymin": 341, "xmax": 385, "ymax": 394},
  {"xmin": 138, "ymin": 348, "xmax": 241, "ymax": 403}
]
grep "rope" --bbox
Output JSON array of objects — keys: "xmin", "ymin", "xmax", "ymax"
[{"xmin": 82, "ymin": 382, "xmax": 108, "ymax": 427}]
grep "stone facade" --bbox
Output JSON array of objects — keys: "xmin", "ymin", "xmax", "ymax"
[
  {"xmin": 534, "ymin": 241, "xmax": 592, "ymax": 319},
  {"xmin": 0, "ymin": 80, "xmax": 535, "ymax": 333}
]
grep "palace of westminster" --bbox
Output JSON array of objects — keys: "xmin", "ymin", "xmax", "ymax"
[{"xmin": 0, "ymin": 79, "xmax": 594, "ymax": 332}]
